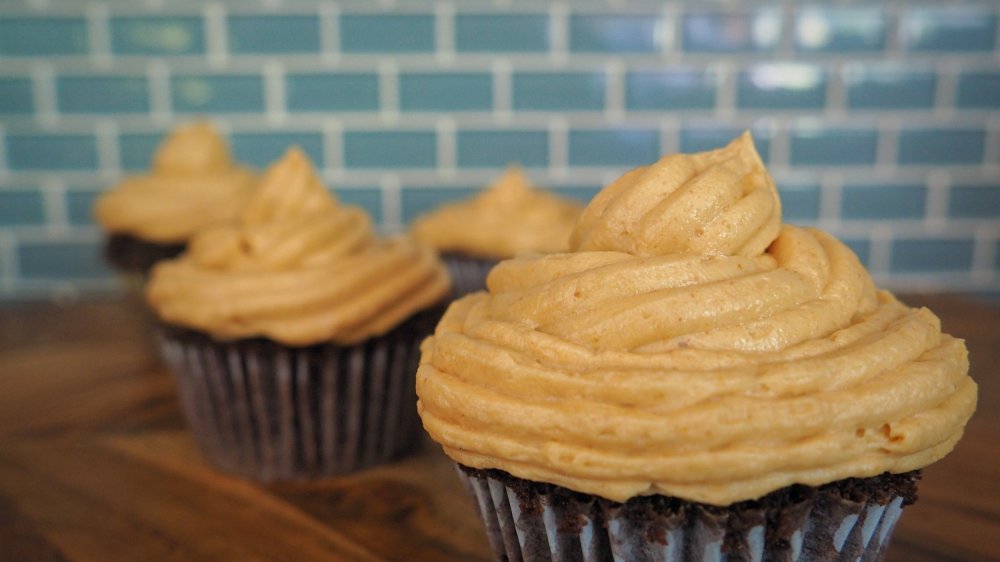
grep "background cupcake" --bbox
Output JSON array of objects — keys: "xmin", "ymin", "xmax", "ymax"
[
  {"xmin": 417, "ymin": 133, "xmax": 976, "ymax": 561},
  {"xmin": 148, "ymin": 147, "xmax": 451, "ymax": 481}
]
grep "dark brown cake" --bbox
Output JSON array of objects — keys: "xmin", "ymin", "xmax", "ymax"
[{"xmin": 105, "ymin": 233, "xmax": 186, "ymax": 275}]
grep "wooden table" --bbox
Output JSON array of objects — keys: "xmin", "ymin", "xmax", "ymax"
[{"xmin": 0, "ymin": 295, "xmax": 997, "ymax": 562}]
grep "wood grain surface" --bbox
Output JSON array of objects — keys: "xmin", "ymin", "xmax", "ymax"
[{"xmin": 0, "ymin": 294, "xmax": 997, "ymax": 562}]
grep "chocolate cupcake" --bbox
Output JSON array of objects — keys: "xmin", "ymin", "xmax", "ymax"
[
  {"xmin": 148, "ymin": 147, "xmax": 451, "ymax": 481},
  {"xmin": 410, "ymin": 167, "xmax": 582, "ymax": 296},
  {"xmin": 417, "ymin": 132, "xmax": 976, "ymax": 561}
]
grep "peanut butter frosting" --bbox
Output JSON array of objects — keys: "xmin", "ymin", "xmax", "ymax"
[
  {"xmin": 146, "ymin": 147, "xmax": 451, "ymax": 346},
  {"xmin": 410, "ymin": 167, "xmax": 583, "ymax": 259},
  {"xmin": 95, "ymin": 122, "xmax": 257, "ymax": 243},
  {"xmin": 416, "ymin": 132, "xmax": 976, "ymax": 506}
]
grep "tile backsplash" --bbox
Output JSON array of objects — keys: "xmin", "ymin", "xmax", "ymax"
[{"xmin": 0, "ymin": 0, "xmax": 997, "ymax": 300}]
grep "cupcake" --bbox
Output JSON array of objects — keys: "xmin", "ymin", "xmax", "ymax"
[
  {"xmin": 148, "ymin": 147, "xmax": 451, "ymax": 481},
  {"xmin": 417, "ymin": 132, "xmax": 976, "ymax": 561},
  {"xmin": 410, "ymin": 167, "xmax": 582, "ymax": 296}
]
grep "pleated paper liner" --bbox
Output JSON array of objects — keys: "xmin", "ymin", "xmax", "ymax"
[{"xmin": 441, "ymin": 253, "xmax": 499, "ymax": 297}]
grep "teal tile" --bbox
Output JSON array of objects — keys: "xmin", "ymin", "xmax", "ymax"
[
  {"xmin": 957, "ymin": 72, "xmax": 1000, "ymax": 109},
  {"xmin": 777, "ymin": 183, "xmax": 821, "ymax": 222},
  {"xmin": 892, "ymin": 239, "xmax": 974, "ymax": 272},
  {"xmin": 682, "ymin": 10, "xmax": 781, "ymax": 52},
  {"xmin": 898, "ymin": 129, "xmax": 985, "ymax": 165},
  {"xmin": 626, "ymin": 70, "xmax": 717, "ymax": 110},
  {"xmin": 119, "ymin": 133, "xmax": 164, "ymax": 171},
  {"xmin": 948, "ymin": 185, "xmax": 1000, "ymax": 218},
  {"xmin": 400, "ymin": 73, "xmax": 492, "ymax": 112},
  {"xmin": 171, "ymin": 74, "xmax": 264, "ymax": 113},
  {"xmin": 679, "ymin": 126, "xmax": 772, "ymax": 163},
  {"xmin": 286, "ymin": 73, "xmax": 378, "ymax": 112},
  {"xmin": 402, "ymin": 186, "xmax": 477, "ymax": 222},
  {"xmin": 228, "ymin": 15, "xmax": 319, "ymax": 54},
  {"xmin": 795, "ymin": 8, "xmax": 886, "ymax": 52},
  {"xmin": 551, "ymin": 185, "xmax": 602, "ymax": 206},
  {"xmin": 457, "ymin": 130, "xmax": 548, "ymax": 168},
  {"xmin": 19, "ymin": 240, "xmax": 113, "ymax": 280},
  {"xmin": 6, "ymin": 134, "xmax": 98, "ymax": 171},
  {"xmin": 340, "ymin": 15, "xmax": 434, "ymax": 53},
  {"xmin": 0, "ymin": 191, "xmax": 45, "ymax": 226},
  {"xmin": 513, "ymin": 72, "xmax": 605, "ymax": 111},
  {"xmin": 841, "ymin": 238, "xmax": 872, "ymax": 267},
  {"xmin": 570, "ymin": 14, "xmax": 660, "ymax": 53},
  {"xmin": 344, "ymin": 131, "xmax": 436, "ymax": 169},
  {"xmin": 0, "ymin": 78, "xmax": 34, "ymax": 114},
  {"xmin": 66, "ymin": 189, "xmax": 101, "ymax": 226},
  {"xmin": 0, "ymin": 17, "xmax": 88, "ymax": 56},
  {"xmin": 57, "ymin": 76, "xmax": 149, "ymax": 114},
  {"xmin": 111, "ymin": 17, "xmax": 205, "ymax": 55},
  {"xmin": 790, "ymin": 128, "xmax": 877, "ymax": 166},
  {"xmin": 902, "ymin": 8, "xmax": 997, "ymax": 52},
  {"xmin": 231, "ymin": 132, "xmax": 324, "ymax": 168},
  {"xmin": 841, "ymin": 184, "xmax": 927, "ymax": 219},
  {"xmin": 569, "ymin": 129, "xmax": 659, "ymax": 167},
  {"xmin": 335, "ymin": 187, "xmax": 383, "ymax": 224},
  {"xmin": 738, "ymin": 65, "xmax": 827, "ymax": 109},
  {"xmin": 455, "ymin": 14, "xmax": 549, "ymax": 52},
  {"xmin": 845, "ymin": 69, "xmax": 935, "ymax": 109}
]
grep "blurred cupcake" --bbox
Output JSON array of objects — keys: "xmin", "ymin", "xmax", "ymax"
[
  {"xmin": 410, "ymin": 167, "xmax": 582, "ymax": 296},
  {"xmin": 417, "ymin": 133, "xmax": 976, "ymax": 561},
  {"xmin": 148, "ymin": 147, "xmax": 451, "ymax": 481}
]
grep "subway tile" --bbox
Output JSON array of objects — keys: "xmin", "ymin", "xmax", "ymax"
[
  {"xmin": 902, "ymin": 7, "xmax": 997, "ymax": 52},
  {"xmin": 570, "ymin": 14, "xmax": 660, "ymax": 53},
  {"xmin": 340, "ymin": 15, "xmax": 434, "ymax": 53},
  {"xmin": 682, "ymin": 10, "xmax": 782, "ymax": 52},
  {"xmin": 737, "ymin": 64, "xmax": 827, "ymax": 109},
  {"xmin": 513, "ymin": 72, "xmax": 606, "ymax": 111},
  {"xmin": 568, "ymin": 129, "xmax": 660, "ymax": 167},
  {"xmin": 228, "ymin": 15, "xmax": 320, "ymax": 54},
  {"xmin": 19, "ymin": 240, "xmax": 113, "ymax": 280},
  {"xmin": 335, "ymin": 187, "xmax": 383, "ymax": 224},
  {"xmin": 0, "ymin": 78, "xmax": 34, "ymax": 114},
  {"xmin": 891, "ymin": 239, "xmax": 975, "ymax": 272},
  {"xmin": 343, "ymin": 131, "xmax": 436, "ymax": 169},
  {"xmin": 789, "ymin": 128, "xmax": 878, "ymax": 166},
  {"xmin": 66, "ymin": 189, "xmax": 102, "ymax": 226},
  {"xmin": 679, "ymin": 126, "xmax": 773, "ymax": 163},
  {"xmin": 0, "ymin": 191, "xmax": 45, "ymax": 226},
  {"xmin": 897, "ymin": 129, "xmax": 986, "ymax": 165},
  {"xmin": 57, "ymin": 76, "xmax": 150, "ymax": 114},
  {"xmin": 777, "ymin": 183, "xmax": 821, "ymax": 222},
  {"xmin": 285, "ymin": 73, "xmax": 379, "ymax": 112},
  {"xmin": 454, "ymin": 14, "xmax": 549, "ymax": 52},
  {"xmin": 948, "ymin": 185, "xmax": 1000, "ymax": 218},
  {"xmin": 230, "ymin": 132, "xmax": 324, "ymax": 168},
  {"xmin": 111, "ymin": 17, "xmax": 205, "ymax": 56},
  {"xmin": 6, "ymin": 134, "xmax": 98, "ymax": 171},
  {"xmin": 845, "ymin": 68, "xmax": 936, "ymax": 109},
  {"xmin": 399, "ymin": 73, "xmax": 492, "ymax": 112},
  {"xmin": 119, "ymin": 133, "xmax": 165, "ymax": 171},
  {"xmin": 795, "ymin": 7, "xmax": 886, "ymax": 52},
  {"xmin": 171, "ymin": 74, "xmax": 265, "ymax": 113},
  {"xmin": 456, "ymin": 130, "xmax": 549, "ymax": 168},
  {"xmin": 0, "ymin": 17, "xmax": 88, "ymax": 56},
  {"xmin": 626, "ymin": 70, "xmax": 717, "ymax": 111},
  {"xmin": 957, "ymin": 72, "xmax": 1000, "ymax": 109},
  {"xmin": 401, "ymin": 186, "xmax": 477, "ymax": 222},
  {"xmin": 840, "ymin": 238, "xmax": 872, "ymax": 267},
  {"xmin": 841, "ymin": 183, "xmax": 927, "ymax": 219},
  {"xmin": 551, "ymin": 185, "xmax": 602, "ymax": 206}
]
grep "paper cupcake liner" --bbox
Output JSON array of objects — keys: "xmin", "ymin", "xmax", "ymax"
[
  {"xmin": 442, "ymin": 253, "xmax": 499, "ymax": 297},
  {"xmin": 158, "ymin": 308, "xmax": 440, "ymax": 481},
  {"xmin": 458, "ymin": 466, "xmax": 916, "ymax": 562}
]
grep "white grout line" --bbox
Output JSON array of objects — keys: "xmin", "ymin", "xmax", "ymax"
[
  {"xmin": 0, "ymin": 124, "xmax": 8, "ymax": 181},
  {"xmin": 378, "ymin": 59, "xmax": 400, "ymax": 125},
  {"xmin": 868, "ymin": 225, "xmax": 894, "ymax": 277},
  {"xmin": 205, "ymin": 2, "xmax": 229, "ymax": 68},
  {"xmin": 31, "ymin": 62, "xmax": 59, "ymax": 128},
  {"xmin": 984, "ymin": 114, "xmax": 1000, "ymax": 167},
  {"xmin": 768, "ymin": 118, "xmax": 790, "ymax": 168},
  {"xmin": 319, "ymin": 2, "xmax": 340, "ymax": 63},
  {"xmin": 933, "ymin": 61, "xmax": 958, "ymax": 121},
  {"xmin": 714, "ymin": 61, "xmax": 736, "ymax": 122},
  {"xmin": 380, "ymin": 173, "xmax": 402, "ymax": 234},
  {"xmin": 87, "ymin": 2, "xmax": 113, "ymax": 70},
  {"xmin": 41, "ymin": 177, "xmax": 69, "ymax": 232},
  {"xmin": 658, "ymin": 3, "xmax": 677, "ymax": 57},
  {"xmin": 491, "ymin": 58, "xmax": 512, "ymax": 122},
  {"xmin": 658, "ymin": 115, "xmax": 679, "ymax": 156},
  {"xmin": 818, "ymin": 171, "xmax": 843, "ymax": 225},
  {"xmin": 95, "ymin": 119, "xmax": 120, "ymax": 177},
  {"xmin": 971, "ymin": 224, "xmax": 999, "ymax": 285},
  {"xmin": 263, "ymin": 59, "xmax": 287, "ymax": 125},
  {"xmin": 604, "ymin": 60, "xmax": 625, "ymax": 123},
  {"xmin": 322, "ymin": 117, "xmax": 344, "ymax": 172},
  {"xmin": 147, "ymin": 60, "xmax": 172, "ymax": 125},
  {"xmin": 825, "ymin": 61, "xmax": 847, "ymax": 120},
  {"xmin": 876, "ymin": 117, "xmax": 899, "ymax": 167},
  {"xmin": 0, "ymin": 232, "xmax": 17, "ymax": 295},
  {"xmin": 548, "ymin": 116, "xmax": 568, "ymax": 178},
  {"xmin": 549, "ymin": 2, "xmax": 569, "ymax": 65},
  {"xmin": 436, "ymin": 117, "xmax": 457, "ymax": 177},
  {"xmin": 924, "ymin": 169, "xmax": 950, "ymax": 229},
  {"xmin": 435, "ymin": 1, "xmax": 455, "ymax": 66}
]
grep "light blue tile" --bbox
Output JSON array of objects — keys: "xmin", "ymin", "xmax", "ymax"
[
  {"xmin": 455, "ymin": 14, "xmax": 549, "ymax": 52},
  {"xmin": 6, "ymin": 134, "xmax": 98, "ymax": 171},
  {"xmin": 777, "ymin": 183, "xmax": 821, "ymax": 222},
  {"xmin": 845, "ymin": 68, "xmax": 935, "ymax": 109},
  {"xmin": 682, "ymin": 10, "xmax": 782, "ymax": 52},
  {"xmin": 111, "ymin": 17, "xmax": 205, "ymax": 55},
  {"xmin": 0, "ymin": 17, "xmax": 88, "ymax": 56},
  {"xmin": 0, "ymin": 191, "xmax": 45, "ymax": 226},
  {"xmin": 626, "ymin": 70, "xmax": 717, "ymax": 110},
  {"xmin": 119, "ymin": 133, "xmax": 164, "ymax": 171},
  {"xmin": 457, "ymin": 130, "xmax": 548, "ymax": 168},
  {"xmin": 171, "ymin": 74, "xmax": 264, "ymax": 113},
  {"xmin": 902, "ymin": 7, "xmax": 997, "ymax": 52},
  {"xmin": 570, "ymin": 14, "xmax": 660, "ymax": 53},
  {"xmin": 402, "ymin": 186, "xmax": 477, "ymax": 222},
  {"xmin": 57, "ymin": 75, "xmax": 149, "ymax": 114},
  {"xmin": 841, "ymin": 238, "xmax": 872, "ymax": 267},
  {"xmin": 737, "ymin": 65, "xmax": 827, "ymax": 109},
  {"xmin": 0, "ymin": 78, "xmax": 34, "ymax": 114},
  {"xmin": 231, "ymin": 132, "xmax": 324, "ymax": 168},
  {"xmin": 400, "ymin": 73, "xmax": 492, "ymax": 112},
  {"xmin": 340, "ymin": 15, "xmax": 434, "ymax": 53},
  {"xmin": 957, "ymin": 72, "xmax": 1000, "ymax": 109},
  {"xmin": 335, "ymin": 187, "xmax": 383, "ymax": 224},
  {"xmin": 552, "ymin": 185, "xmax": 602, "ymax": 206},
  {"xmin": 948, "ymin": 185, "xmax": 1000, "ymax": 218},
  {"xmin": 892, "ymin": 239, "xmax": 974, "ymax": 272},
  {"xmin": 569, "ymin": 129, "xmax": 659, "ymax": 167},
  {"xmin": 790, "ymin": 128, "xmax": 877, "ymax": 166},
  {"xmin": 897, "ymin": 129, "xmax": 985, "ymax": 165},
  {"xmin": 795, "ymin": 8, "xmax": 886, "ymax": 52},
  {"xmin": 228, "ymin": 15, "xmax": 320, "ymax": 54},
  {"xmin": 513, "ymin": 72, "xmax": 605, "ymax": 111},
  {"xmin": 841, "ymin": 184, "xmax": 927, "ymax": 219},
  {"xmin": 679, "ymin": 127, "xmax": 772, "ymax": 163},
  {"xmin": 19, "ymin": 240, "xmax": 113, "ymax": 280},
  {"xmin": 66, "ymin": 189, "xmax": 101, "ymax": 226},
  {"xmin": 286, "ymin": 73, "xmax": 379, "ymax": 112},
  {"xmin": 343, "ymin": 131, "xmax": 436, "ymax": 169}
]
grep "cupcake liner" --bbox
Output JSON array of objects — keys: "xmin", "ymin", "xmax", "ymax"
[
  {"xmin": 441, "ymin": 253, "xmax": 499, "ymax": 297},
  {"xmin": 457, "ymin": 466, "xmax": 914, "ymax": 562}
]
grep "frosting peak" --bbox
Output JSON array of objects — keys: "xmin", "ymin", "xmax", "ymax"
[{"xmin": 152, "ymin": 121, "xmax": 234, "ymax": 174}]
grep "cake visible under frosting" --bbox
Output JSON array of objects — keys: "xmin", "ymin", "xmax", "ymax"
[
  {"xmin": 147, "ymin": 147, "xmax": 451, "ymax": 346},
  {"xmin": 416, "ymin": 132, "xmax": 976, "ymax": 506},
  {"xmin": 95, "ymin": 122, "xmax": 257, "ymax": 243},
  {"xmin": 410, "ymin": 167, "xmax": 583, "ymax": 259}
]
